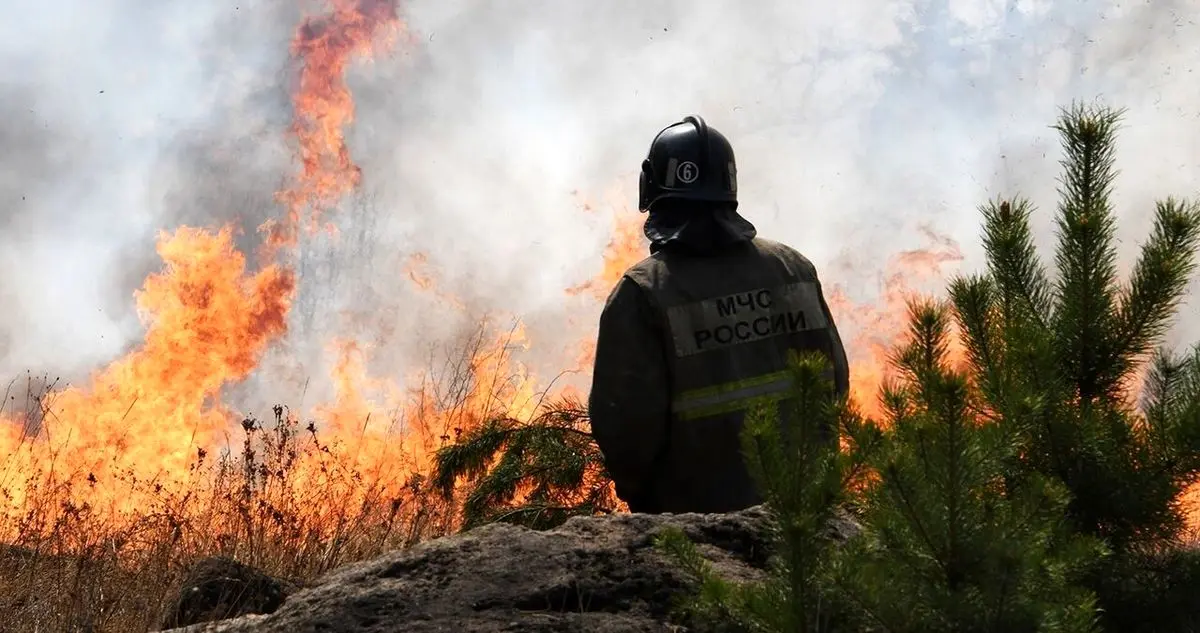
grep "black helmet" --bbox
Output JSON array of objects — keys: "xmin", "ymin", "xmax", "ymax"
[{"xmin": 638, "ymin": 115, "xmax": 737, "ymax": 213}]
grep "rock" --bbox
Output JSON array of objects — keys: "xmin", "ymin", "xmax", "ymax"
[
  {"xmin": 159, "ymin": 556, "xmax": 298, "ymax": 630},
  {"xmin": 164, "ymin": 506, "xmax": 860, "ymax": 633}
]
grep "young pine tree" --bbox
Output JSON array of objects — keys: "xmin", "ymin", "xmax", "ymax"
[
  {"xmin": 431, "ymin": 397, "xmax": 620, "ymax": 530},
  {"xmin": 833, "ymin": 299, "xmax": 1103, "ymax": 633},
  {"xmin": 946, "ymin": 102, "xmax": 1200, "ymax": 631}
]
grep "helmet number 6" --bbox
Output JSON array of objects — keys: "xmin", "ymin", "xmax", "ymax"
[{"xmin": 676, "ymin": 161, "xmax": 699, "ymax": 184}]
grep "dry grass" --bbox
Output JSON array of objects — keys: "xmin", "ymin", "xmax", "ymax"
[{"xmin": 0, "ymin": 325, "xmax": 540, "ymax": 633}]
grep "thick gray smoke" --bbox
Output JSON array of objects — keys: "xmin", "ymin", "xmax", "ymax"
[{"xmin": 1, "ymin": 0, "xmax": 1197, "ymax": 411}]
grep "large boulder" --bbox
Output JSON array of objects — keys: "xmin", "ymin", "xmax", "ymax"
[{"xmin": 164, "ymin": 506, "xmax": 859, "ymax": 633}]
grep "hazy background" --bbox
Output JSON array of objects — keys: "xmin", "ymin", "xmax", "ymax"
[{"xmin": 1, "ymin": 0, "xmax": 1197, "ymax": 410}]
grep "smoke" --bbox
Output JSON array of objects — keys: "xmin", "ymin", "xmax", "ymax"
[
  {"xmin": 2, "ymin": 0, "xmax": 1197, "ymax": 404},
  {"xmin": 0, "ymin": 81, "xmax": 125, "ymax": 379}
]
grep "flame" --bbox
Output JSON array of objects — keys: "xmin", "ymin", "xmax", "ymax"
[
  {"xmin": 261, "ymin": 0, "xmax": 403, "ymax": 253},
  {"xmin": 310, "ymin": 339, "xmax": 409, "ymax": 478},
  {"xmin": 827, "ymin": 230, "xmax": 968, "ymax": 420},
  {"xmin": 566, "ymin": 197, "xmax": 650, "ymax": 371},
  {"xmin": 274, "ymin": 329, "xmax": 540, "ymax": 515},
  {"xmin": 0, "ymin": 227, "xmax": 294, "ymax": 522},
  {"xmin": 567, "ymin": 202, "xmax": 647, "ymax": 300}
]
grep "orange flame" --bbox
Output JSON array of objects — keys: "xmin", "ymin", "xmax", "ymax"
[
  {"xmin": 566, "ymin": 197, "xmax": 650, "ymax": 371},
  {"xmin": 567, "ymin": 201, "xmax": 647, "ymax": 301},
  {"xmin": 0, "ymin": 227, "xmax": 294, "ymax": 521},
  {"xmin": 261, "ymin": 0, "xmax": 403, "ymax": 252},
  {"xmin": 827, "ymin": 228, "xmax": 968, "ymax": 420}
]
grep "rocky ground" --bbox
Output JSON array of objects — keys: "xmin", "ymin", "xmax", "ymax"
[{"xmin": 161, "ymin": 506, "xmax": 859, "ymax": 633}]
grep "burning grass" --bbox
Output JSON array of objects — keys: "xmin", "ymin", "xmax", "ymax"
[{"xmin": 0, "ymin": 322, "xmax": 537, "ymax": 632}]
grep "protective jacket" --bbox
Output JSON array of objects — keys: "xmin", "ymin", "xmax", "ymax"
[{"xmin": 588, "ymin": 234, "xmax": 850, "ymax": 514}]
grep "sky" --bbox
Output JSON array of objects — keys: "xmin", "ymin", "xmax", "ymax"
[{"xmin": 0, "ymin": 0, "xmax": 1197, "ymax": 408}]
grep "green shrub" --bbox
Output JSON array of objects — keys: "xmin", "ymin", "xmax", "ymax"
[{"xmin": 431, "ymin": 397, "xmax": 620, "ymax": 530}]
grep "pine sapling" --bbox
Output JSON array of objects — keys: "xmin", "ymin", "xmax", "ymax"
[{"xmin": 833, "ymin": 298, "xmax": 1103, "ymax": 633}]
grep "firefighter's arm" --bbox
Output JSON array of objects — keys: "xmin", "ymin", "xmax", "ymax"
[{"xmin": 587, "ymin": 276, "xmax": 670, "ymax": 506}]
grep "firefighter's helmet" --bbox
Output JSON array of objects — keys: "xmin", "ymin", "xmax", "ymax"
[{"xmin": 638, "ymin": 115, "xmax": 738, "ymax": 212}]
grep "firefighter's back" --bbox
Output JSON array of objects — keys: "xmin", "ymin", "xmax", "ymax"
[{"xmin": 623, "ymin": 236, "xmax": 847, "ymax": 513}]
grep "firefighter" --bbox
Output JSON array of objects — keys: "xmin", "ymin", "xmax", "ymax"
[{"xmin": 587, "ymin": 115, "xmax": 851, "ymax": 514}]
